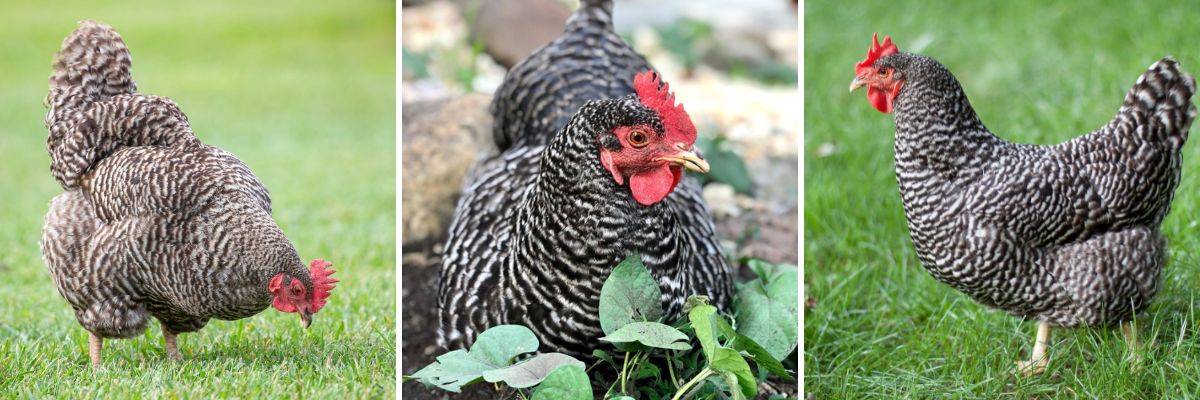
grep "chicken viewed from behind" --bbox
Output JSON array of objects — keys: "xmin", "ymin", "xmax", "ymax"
[
  {"xmin": 851, "ymin": 33, "xmax": 1196, "ymax": 374},
  {"xmin": 437, "ymin": 0, "xmax": 733, "ymax": 357},
  {"xmin": 41, "ymin": 21, "xmax": 337, "ymax": 368}
]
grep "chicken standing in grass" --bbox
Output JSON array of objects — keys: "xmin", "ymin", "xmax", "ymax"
[
  {"xmin": 437, "ymin": 0, "xmax": 734, "ymax": 357},
  {"xmin": 41, "ymin": 21, "xmax": 337, "ymax": 368},
  {"xmin": 851, "ymin": 34, "xmax": 1195, "ymax": 374}
]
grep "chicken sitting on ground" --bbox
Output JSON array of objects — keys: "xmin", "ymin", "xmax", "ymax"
[
  {"xmin": 41, "ymin": 21, "xmax": 337, "ymax": 368},
  {"xmin": 851, "ymin": 34, "xmax": 1195, "ymax": 375},
  {"xmin": 438, "ymin": 0, "xmax": 733, "ymax": 357}
]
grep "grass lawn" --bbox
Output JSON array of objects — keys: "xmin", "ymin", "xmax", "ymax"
[
  {"xmin": 805, "ymin": 1, "xmax": 1200, "ymax": 398},
  {"xmin": 0, "ymin": 1, "xmax": 395, "ymax": 398}
]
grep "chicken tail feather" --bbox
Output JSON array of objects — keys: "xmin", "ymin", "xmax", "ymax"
[
  {"xmin": 1119, "ymin": 57, "xmax": 1197, "ymax": 149},
  {"xmin": 45, "ymin": 21, "xmax": 198, "ymax": 190},
  {"xmin": 49, "ymin": 20, "xmax": 137, "ymax": 103}
]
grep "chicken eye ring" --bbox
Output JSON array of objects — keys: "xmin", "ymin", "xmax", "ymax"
[{"xmin": 628, "ymin": 129, "xmax": 650, "ymax": 148}]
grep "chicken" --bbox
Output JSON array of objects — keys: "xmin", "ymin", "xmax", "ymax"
[
  {"xmin": 41, "ymin": 21, "xmax": 337, "ymax": 368},
  {"xmin": 851, "ymin": 34, "xmax": 1196, "ymax": 374},
  {"xmin": 437, "ymin": 0, "xmax": 733, "ymax": 356}
]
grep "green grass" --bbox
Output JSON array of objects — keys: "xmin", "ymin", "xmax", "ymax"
[
  {"xmin": 805, "ymin": 1, "xmax": 1200, "ymax": 398},
  {"xmin": 0, "ymin": 1, "xmax": 395, "ymax": 398}
]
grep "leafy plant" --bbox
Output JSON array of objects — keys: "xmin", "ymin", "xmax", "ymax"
[
  {"xmin": 409, "ymin": 253, "xmax": 798, "ymax": 399},
  {"xmin": 406, "ymin": 325, "xmax": 585, "ymax": 394},
  {"xmin": 696, "ymin": 135, "xmax": 755, "ymax": 195},
  {"xmin": 654, "ymin": 18, "xmax": 714, "ymax": 73}
]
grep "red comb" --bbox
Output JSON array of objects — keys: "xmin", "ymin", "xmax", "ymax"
[
  {"xmin": 633, "ymin": 71, "xmax": 697, "ymax": 145},
  {"xmin": 309, "ymin": 259, "xmax": 337, "ymax": 313},
  {"xmin": 855, "ymin": 33, "xmax": 899, "ymax": 77}
]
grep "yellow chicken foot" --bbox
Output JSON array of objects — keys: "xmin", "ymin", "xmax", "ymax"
[
  {"xmin": 162, "ymin": 323, "xmax": 182, "ymax": 361},
  {"xmin": 88, "ymin": 331, "xmax": 103, "ymax": 369},
  {"xmin": 1014, "ymin": 320, "xmax": 1050, "ymax": 376},
  {"xmin": 1121, "ymin": 320, "xmax": 1142, "ymax": 371}
]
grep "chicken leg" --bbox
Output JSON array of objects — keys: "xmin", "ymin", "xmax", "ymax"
[
  {"xmin": 1014, "ymin": 320, "xmax": 1050, "ymax": 376},
  {"xmin": 88, "ymin": 331, "xmax": 103, "ymax": 369},
  {"xmin": 162, "ymin": 323, "xmax": 182, "ymax": 361}
]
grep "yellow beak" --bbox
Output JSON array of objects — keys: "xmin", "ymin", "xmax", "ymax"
[
  {"xmin": 849, "ymin": 76, "xmax": 867, "ymax": 92},
  {"xmin": 657, "ymin": 149, "xmax": 710, "ymax": 174}
]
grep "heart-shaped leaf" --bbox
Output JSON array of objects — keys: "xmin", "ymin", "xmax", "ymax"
[
  {"xmin": 407, "ymin": 325, "xmax": 541, "ymax": 392},
  {"xmin": 482, "ymin": 352, "xmax": 585, "ymax": 388},
  {"xmin": 734, "ymin": 262, "xmax": 798, "ymax": 361},
  {"xmin": 710, "ymin": 347, "xmax": 756, "ymax": 399},
  {"xmin": 599, "ymin": 252, "xmax": 664, "ymax": 334},
  {"xmin": 531, "ymin": 365, "xmax": 592, "ymax": 400},
  {"xmin": 599, "ymin": 321, "xmax": 691, "ymax": 351}
]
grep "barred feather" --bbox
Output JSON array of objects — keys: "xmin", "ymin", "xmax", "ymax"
[
  {"xmin": 438, "ymin": 0, "xmax": 733, "ymax": 357},
  {"xmin": 41, "ymin": 21, "xmax": 314, "ymax": 342},
  {"xmin": 874, "ymin": 51, "xmax": 1195, "ymax": 326}
]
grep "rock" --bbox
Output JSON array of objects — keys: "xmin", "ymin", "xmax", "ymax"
[
  {"xmin": 401, "ymin": 93, "xmax": 494, "ymax": 248},
  {"xmin": 816, "ymin": 142, "xmax": 838, "ymax": 157},
  {"xmin": 469, "ymin": 0, "xmax": 571, "ymax": 69},
  {"xmin": 402, "ymin": 1, "xmax": 468, "ymax": 53},
  {"xmin": 614, "ymin": 0, "xmax": 797, "ymax": 72},
  {"xmin": 703, "ymin": 183, "xmax": 741, "ymax": 218}
]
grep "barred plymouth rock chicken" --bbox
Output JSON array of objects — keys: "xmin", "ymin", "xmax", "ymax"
[
  {"xmin": 437, "ymin": 0, "xmax": 733, "ymax": 356},
  {"xmin": 851, "ymin": 34, "xmax": 1195, "ymax": 374},
  {"xmin": 41, "ymin": 21, "xmax": 337, "ymax": 368}
]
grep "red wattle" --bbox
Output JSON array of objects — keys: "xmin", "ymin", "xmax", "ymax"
[
  {"xmin": 868, "ymin": 87, "xmax": 892, "ymax": 114},
  {"xmin": 629, "ymin": 164, "xmax": 680, "ymax": 205}
]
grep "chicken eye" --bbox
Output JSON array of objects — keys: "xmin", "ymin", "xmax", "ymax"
[
  {"xmin": 627, "ymin": 129, "xmax": 650, "ymax": 148},
  {"xmin": 292, "ymin": 286, "xmax": 302, "ymax": 296},
  {"xmin": 878, "ymin": 67, "xmax": 889, "ymax": 76}
]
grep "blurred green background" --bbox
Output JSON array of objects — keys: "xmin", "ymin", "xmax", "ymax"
[
  {"xmin": 806, "ymin": 0, "xmax": 1200, "ymax": 398},
  {"xmin": 0, "ymin": 1, "xmax": 395, "ymax": 398}
]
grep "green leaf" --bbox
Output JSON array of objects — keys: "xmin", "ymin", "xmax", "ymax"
[
  {"xmin": 599, "ymin": 252, "xmax": 664, "ymax": 335},
  {"xmin": 592, "ymin": 349, "xmax": 614, "ymax": 367},
  {"xmin": 471, "ymin": 325, "xmax": 540, "ymax": 365},
  {"xmin": 714, "ymin": 311, "xmax": 738, "ymax": 341},
  {"xmin": 734, "ymin": 262, "xmax": 798, "ymax": 361},
  {"xmin": 687, "ymin": 304, "xmax": 719, "ymax": 361},
  {"xmin": 731, "ymin": 334, "xmax": 793, "ymax": 380},
  {"xmin": 408, "ymin": 350, "xmax": 490, "ymax": 392},
  {"xmin": 482, "ymin": 353, "xmax": 585, "ymax": 389},
  {"xmin": 599, "ymin": 321, "xmax": 691, "ymax": 351},
  {"xmin": 710, "ymin": 348, "xmax": 757, "ymax": 399},
  {"xmin": 531, "ymin": 365, "xmax": 592, "ymax": 400},
  {"xmin": 408, "ymin": 325, "xmax": 540, "ymax": 392},
  {"xmin": 635, "ymin": 361, "xmax": 661, "ymax": 380},
  {"xmin": 696, "ymin": 136, "xmax": 754, "ymax": 194}
]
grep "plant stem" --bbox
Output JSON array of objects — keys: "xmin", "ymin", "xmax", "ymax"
[
  {"xmin": 620, "ymin": 351, "xmax": 631, "ymax": 394},
  {"xmin": 667, "ymin": 350, "xmax": 679, "ymax": 389},
  {"xmin": 671, "ymin": 368, "xmax": 714, "ymax": 400},
  {"xmin": 627, "ymin": 351, "xmax": 645, "ymax": 389}
]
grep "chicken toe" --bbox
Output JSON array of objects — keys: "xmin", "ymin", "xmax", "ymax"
[{"xmin": 1013, "ymin": 321, "xmax": 1051, "ymax": 376}]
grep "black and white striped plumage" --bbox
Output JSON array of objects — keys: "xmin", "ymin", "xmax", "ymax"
[
  {"xmin": 858, "ymin": 44, "xmax": 1195, "ymax": 327},
  {"xmin": 41, "ymin": 21, "xmax": 332, "ymax": 366},
  {"xmin": 437, "ymin": 1, "xmax": 733, "ymax": 356}
]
